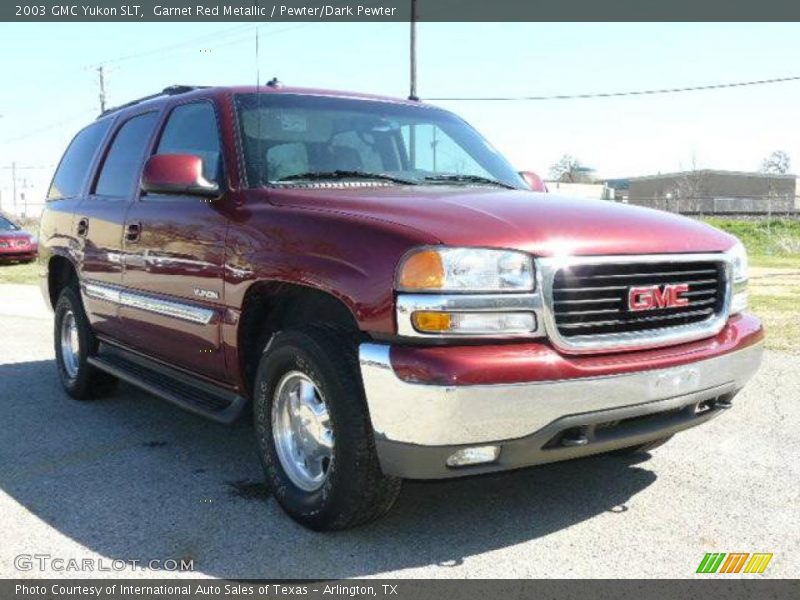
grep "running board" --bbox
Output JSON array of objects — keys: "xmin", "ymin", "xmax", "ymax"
[{"xmin": 87, "ymin": 345, "xmax": 247, "ymax": 424}]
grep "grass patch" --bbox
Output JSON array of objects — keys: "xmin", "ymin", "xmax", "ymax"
[
  {"xmin": 0, "ymin": 260, "xmax": 40, "ymax": 284},
  {"xmin": 702, "ymin": 217, "xmax": 800, "ymax": 256},
  {"xmin": 699, "ymin": 220, "xmax": 800, "ymax": 350},
  {"xmin": 748, "ymin": 265, "xmax": 800, "ymax": 353},
  {"xmin": 749, "ymin": 254, "xmax": 800, "ymax": 268}
]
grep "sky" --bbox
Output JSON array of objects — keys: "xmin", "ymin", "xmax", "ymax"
[{"xmin": 1, "ymin": 21, "xmax": 800, "ymax": 214}]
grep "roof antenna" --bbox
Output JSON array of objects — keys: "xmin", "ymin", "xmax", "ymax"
[
  {"xmin": 255, "ymin": 26, "xmax": 265, "ymax": 187},
  {"xmin": 255, "ymin": 27, "xmax": 260, "ymax": 90},
  {"xmin": 266, "ymin": 77, "xmax": 281, "ymax": 88}
]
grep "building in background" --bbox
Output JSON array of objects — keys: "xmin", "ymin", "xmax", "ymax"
[
  {"xmin": 544, "ymin": 181, "xmax": 614, "ymax": 200},
  {"xmin": 621, "ymin": 169, "xmax": 798, "ymax": 215}
]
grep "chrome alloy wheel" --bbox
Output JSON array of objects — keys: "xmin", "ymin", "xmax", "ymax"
[
  {"xmin": 272, "ymin": 371, "xmax": 334, "ymax": 492},
  {"xmin": 60, "ymin": 309, "xmax": 80, "ymax": 379}
]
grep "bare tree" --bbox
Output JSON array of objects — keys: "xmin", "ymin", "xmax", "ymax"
[
  {"xmin": 760, "ymin": 150, "xmax": 791, "ymax": 174},
  {"xmin": 549, "ymin": 154, "xmax": 587, "ymax": 183},
  {"xmin": 673, "ymin": 170, "xmax": 708, "ymax": 213}
]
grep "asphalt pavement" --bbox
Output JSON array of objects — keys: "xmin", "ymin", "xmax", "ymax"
[{"xmin": 0, "ymin": 283, "xmax": 798, "ymax": 579}]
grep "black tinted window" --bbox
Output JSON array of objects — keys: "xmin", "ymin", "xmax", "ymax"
[
  {"xmin": 48, "ymin": 120, "xmax": 111, "ymax": 200},
  {"xmin": 157, "ymin": 102, "xmax": 222, "ymax": 182},
  {"xmin": 95, "ymin": 112, "xmax": 159, "ymax": 197}
]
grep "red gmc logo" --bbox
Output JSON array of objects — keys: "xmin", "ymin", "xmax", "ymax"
[{"xmin": 628, "ymin": 283, "xmax": 690, "ymax": 311}]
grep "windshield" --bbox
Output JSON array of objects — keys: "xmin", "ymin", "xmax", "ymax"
[
  {"xmin": 234, "ymin": 93, "xmax": 526, "ymax": 189},
  {"xmin": 0, "ymin": 216, "xmax": 19, "ymax": 231}
]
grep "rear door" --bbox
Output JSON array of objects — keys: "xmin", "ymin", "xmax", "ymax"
[
  {"xmin": 119, "ymin": 100, "xmax": 230, "ymax": 382},
  {"xmin": 40, "ymin": 119, "xmax": 111, "ymax": 284},
  {"xmin": 77, "ymin": 111, "xmax": 160, "ymax": 340}
]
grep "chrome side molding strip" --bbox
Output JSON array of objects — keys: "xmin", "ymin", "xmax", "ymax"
[
  {"xmin": 84, "ymin": 282, "xmax": 121, "ymax": 304},
  {"xmin": 83, "ymin": 281, "xmax": 215, "ymax": 325}
]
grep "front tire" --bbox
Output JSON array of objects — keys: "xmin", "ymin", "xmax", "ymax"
[
  {"xmin": 54, "ymin": 287, "xmax": 117, "ymax": 400},
  {"xmin": 253, "ymin": 326, "xmax": 401, "ymax": 530}
]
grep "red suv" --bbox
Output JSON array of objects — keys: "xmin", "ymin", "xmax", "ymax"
[{"xmin": 39, "ymin": 85, "xmax": 763, "ymax": 530}]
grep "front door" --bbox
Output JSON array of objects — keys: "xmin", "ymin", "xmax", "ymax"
[
  {"xmin": 78, "ymin": 111, "xmax": 160, "ymax": 340},
  {"xmin": 120, "ymin": 101, "xmax": 229, "ymax": 383}
]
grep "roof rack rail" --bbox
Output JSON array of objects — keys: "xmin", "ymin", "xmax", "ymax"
[{"xmin": 98, "ymin": 85, "xmax": 209, "ymax": 118}]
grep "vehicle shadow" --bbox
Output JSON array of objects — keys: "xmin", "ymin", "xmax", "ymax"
[{"xmin": 0, "ymin": 359, "xmax": 657, "ymax": 579}]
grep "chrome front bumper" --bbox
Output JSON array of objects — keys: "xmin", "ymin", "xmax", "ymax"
[{"xmin": 359, "ymin": 341, "xmax": 763, "ymax": 478}]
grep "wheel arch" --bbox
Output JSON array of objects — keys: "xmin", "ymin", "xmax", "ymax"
[
  {"xmin": 47, "ymin": 254, "xmax": 79, "ymax": 309},
  {"xmin": 237, "ymin": 279, "xmax": 362, "ymax": 397}
]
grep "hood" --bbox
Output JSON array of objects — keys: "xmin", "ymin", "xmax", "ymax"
[
  {"xmin": 265, "ymin": 186, "xmax": 736, "ymax": 256},
  {"xmin": 0, "ymin": 230, "xmax": 33, "ymax": 242}
]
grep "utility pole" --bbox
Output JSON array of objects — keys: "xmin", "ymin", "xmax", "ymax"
[
  {"xmin": 409, "ymin": 0, "xmax": 418, "ymax": 101},
  {"xmin": 21, "ymin": 178, "xmax": 28, "ymax": 217},
  {"xmin": 97, "ymin": 65, "xmax": 107, "ymax": 113},
  {"xmin": 408, "ymin": 0, "xmax": 419, "ymax": 167},
  {"xmin": 11, "ymin": 162, "xmax": 17, "ymax": 215}
]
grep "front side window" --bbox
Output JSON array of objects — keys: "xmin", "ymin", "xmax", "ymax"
[
  {"xmin": 234, "ymin": 93, "xmax": 525, "ymax": 190},
  {"xmin": 48, "ymin": 119, "xmax": 111, "ymax": 200},
  {"xmin": 156, "ymin": 102, "xmax": 222, "ymax": 182},
  {"xmin": 94, "ymin": 112, "xmax": 159, "ymax": 198}
]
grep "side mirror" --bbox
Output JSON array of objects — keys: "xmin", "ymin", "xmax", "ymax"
[
  {"xmin": 519, "ymin": 171, "xmax": 548, "ymax": 193},
  {"xmin": 141, "ymin": 154, "xmax": 220, "ymax": 197}
]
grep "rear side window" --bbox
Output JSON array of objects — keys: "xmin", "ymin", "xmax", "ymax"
[
  {"xmin": 95, "ymin": 112, "xmax": 159, "ymax": 198},
  {"xmin": 156, "ymin": 102, "xmax": 222, "ymax": 182},
  {"xmin": 47, "ymin": 120, "xmax": 111, "ymax": 200},
  {"xmin": 0, "ymin": 215, "xmax": 20, "ymax": 231}
]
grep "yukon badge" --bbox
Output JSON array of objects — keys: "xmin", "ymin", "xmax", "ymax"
[
  {"xmin": 193, "ymin": 288, "xmax": 220, "ymax": 300},
  {"xmin": 628, "ymin": 283, "xmax": 689, "ymax": 312}
]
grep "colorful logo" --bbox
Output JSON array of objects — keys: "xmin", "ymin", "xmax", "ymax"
[{"xmin": 696, "ymin": 553, "xmax": 773, "ymax": 574}]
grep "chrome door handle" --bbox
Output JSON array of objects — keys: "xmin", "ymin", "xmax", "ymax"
[{"xmin": 125, "ymin": 222, "xmax": 141, "ymax": 243}]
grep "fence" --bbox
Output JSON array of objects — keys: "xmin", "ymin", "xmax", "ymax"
[{"xmin": 626, "ymin": 195, "xmax": 799, "ymax": 217}]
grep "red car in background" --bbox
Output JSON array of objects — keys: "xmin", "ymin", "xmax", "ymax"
[{"xmin": 0, "ymin": 214, "xmax": 38, "ymax": 263}]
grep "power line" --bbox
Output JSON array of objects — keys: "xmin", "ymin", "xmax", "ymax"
[
  {"xmin": 426, "ymin": 75, "xmax": 800, "ymax": 101},
  {"xmin": 86, "ymin": 23, "xmax": 256, "ymax": 67},
  {"xmin": 87, "ymin": 23, "xmax": 315, "ymax": 69},
  {"xmin": 0, "ymin": 109, "xmax": 96, "ymax": 144},
  {"xmin": 0, "ymin": 165, "xmax": 55, "ymax": 170}
]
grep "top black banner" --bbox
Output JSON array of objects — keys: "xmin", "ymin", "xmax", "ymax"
[{"xmin": 6, "ymin": 0, "xmax": 800, "ymax": 22}]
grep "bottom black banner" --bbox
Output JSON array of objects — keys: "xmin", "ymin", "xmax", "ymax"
[{"xmin": 3, "ymin": 579, "xmax": 800, "ymax": 600}]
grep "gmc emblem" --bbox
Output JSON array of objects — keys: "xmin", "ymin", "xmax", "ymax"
[{"xmin": 628, "ymin": 283, "xmax": 689, "ymax": 312}]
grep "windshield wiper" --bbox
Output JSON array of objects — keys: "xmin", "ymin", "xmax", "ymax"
[
  {"xmin": 274, "ymin": 170, "xmax": 417, "ymax": 186},
  {"xmin": 423, "ymin": 174, "xmax": 516, "ymax": 189}
]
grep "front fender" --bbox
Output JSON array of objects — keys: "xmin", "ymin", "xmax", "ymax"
[{"xmin": 224, "ymin": 204, "xmax": 438, "ymax": 334}]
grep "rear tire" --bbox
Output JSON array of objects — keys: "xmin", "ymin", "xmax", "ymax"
[
  {"xmin": 253, "ymin": 326, "xmax": 401, "ymax": 530},
  {"xmin": 612, "ymin": 435, "xmax": 673, "ymax": 455},
  {"xmin": 54, "ymin": 287, "xmax": 117, "ymax": 400}
]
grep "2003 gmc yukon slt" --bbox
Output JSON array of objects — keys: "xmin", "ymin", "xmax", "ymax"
[{"xmin": 40, "ymin": 84, "xmax": 763, "ymax": 530}]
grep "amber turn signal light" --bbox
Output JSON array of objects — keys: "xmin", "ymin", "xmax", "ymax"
[
  {"xmin": 398, "ymin": 249, "xmax": 445, "ymax": 290},
  {"xmin": 412, "ymin": 311, "xmax": 452, "ymax": 333}
]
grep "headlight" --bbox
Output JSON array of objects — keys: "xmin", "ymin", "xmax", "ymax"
[
  {"xmin": 397, "ymin": 247, "xmax": 534, "ymax": 292},
  {"xmin": 727, "ymin": 241, "xmax": 748, "ymax": 314}
]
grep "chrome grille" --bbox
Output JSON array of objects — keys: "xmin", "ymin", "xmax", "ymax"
[
  {"xmin": 537, "ymin": 254, "xmax": 733, "ymax": 354},
  {"xmin": 552, "ymin": 260, "xmax": 726, "ymax": 337}
]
